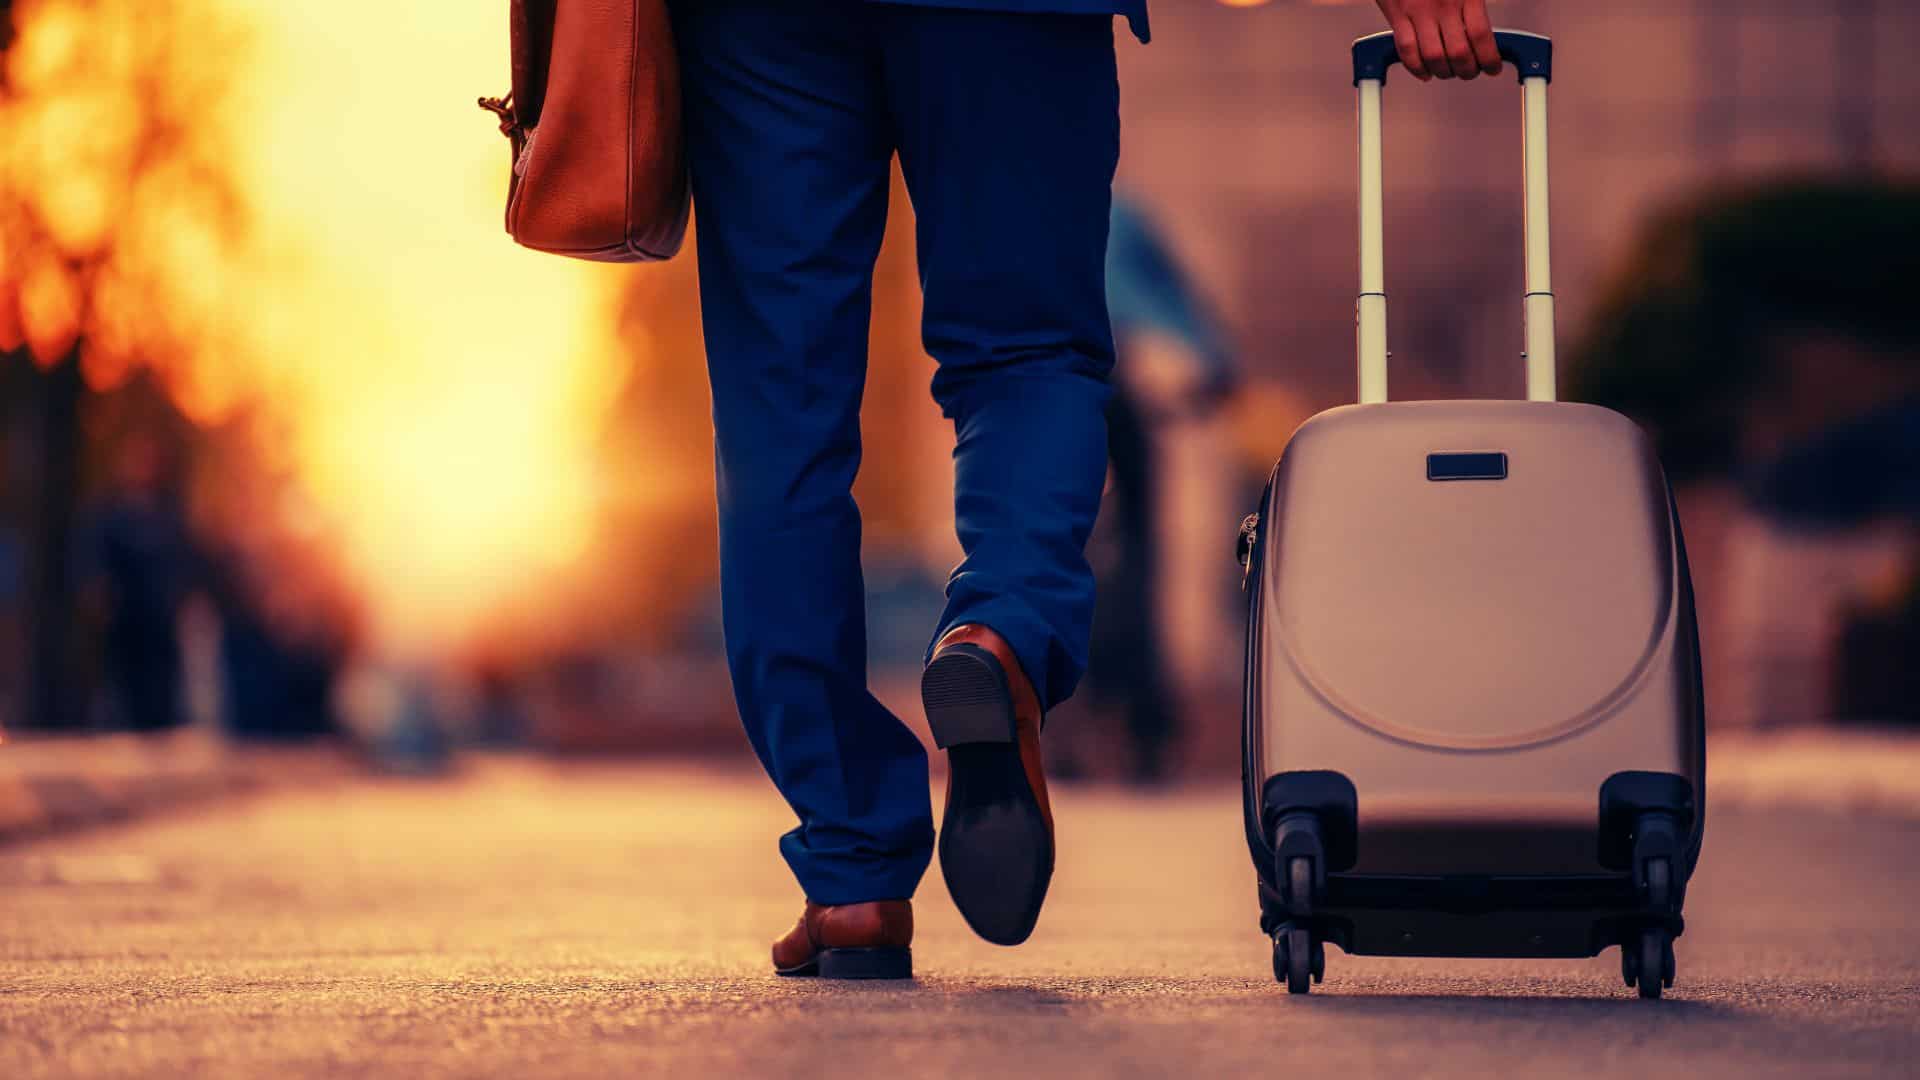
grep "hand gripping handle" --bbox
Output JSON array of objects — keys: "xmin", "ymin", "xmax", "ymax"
[
  {"xmin": 1351, "ymin": 28, "xmax": 1552, "ymax": 85},
  {"xmin": 1351, "ymin": 29, "xmax": 1555, "ymax": 405}
]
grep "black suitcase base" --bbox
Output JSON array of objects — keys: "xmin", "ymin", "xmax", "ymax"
[
  {"xmin": 1259, "ymin": 873, "xmax": 1679, "ymax": 957},
  {"xmin": 1256, "ymin": 870, "xmax": 1684, "ymax": 997},
  {"xmin": 1249, "ymin": 773, "xmax": 1692, "ymax": 998}
]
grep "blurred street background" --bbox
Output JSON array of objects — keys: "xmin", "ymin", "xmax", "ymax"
[
  {"xmin": 0, "ymin": 0, "xmax": 1917, "ymax": 1074},
  {"xmin": 0, "ymin": 0, "xmax": 1916, "ymax": 770}
]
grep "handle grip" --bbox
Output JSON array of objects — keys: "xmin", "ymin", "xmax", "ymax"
[{"xmin": 1352, "ymin": 28, "xmax": 1551, "ymax": 84}]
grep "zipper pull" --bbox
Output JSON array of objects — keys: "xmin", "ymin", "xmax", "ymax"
[{"xmin": 1237, "ymin": 512, "xmax": 1261, "ymax": 588}]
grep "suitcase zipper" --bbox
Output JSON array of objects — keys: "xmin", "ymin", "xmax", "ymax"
[{"xmin": 1237, "ymin": 512, "xmax": 1261, "ymax": 589}]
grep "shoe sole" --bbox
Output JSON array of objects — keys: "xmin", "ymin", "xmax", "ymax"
[
  {"xmin": 922, "ymin": 644, "xmax": 1053, "ymax": 947},
  {"xmin": 775, "ymin": 947, "xmax": 913, "ymax": 980}
]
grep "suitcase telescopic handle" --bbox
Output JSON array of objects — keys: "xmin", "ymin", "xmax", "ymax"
[
  {"xmin": 1351, "ymin": 29, "xmax": 1552, "ymax": 85},
  {"xmin": 1349, "ymin": 29, "xmax": 1556, "ymax": 405}
]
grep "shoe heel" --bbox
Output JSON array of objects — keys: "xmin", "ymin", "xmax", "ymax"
[
  {"xmin": 922, "ymin": 645, "xmax": 1015, "ymax": 749},
  {"xmin": 817, "ymin": 948, "xmax": 912, "ymax": 980}
]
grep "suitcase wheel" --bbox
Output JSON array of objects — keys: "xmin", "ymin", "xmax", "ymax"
[
  {"xmin": 1285, "ymin": 854, "xmax": 1315, "ymax": 918},
  {"xmin": 1621, "ymin": 924, "xmax": 1677, "ymax": 999},
  {"xmin": 1643, "ymin": 854, "xmax": 1672, "ymax": 911},
  {"xmin": 1621, "ymin": 852, "xmax": 1679, "ymax": 999},
  {"xmin": 1272, "ymin": 924, "xmax": 1325, "ymax": 995}
]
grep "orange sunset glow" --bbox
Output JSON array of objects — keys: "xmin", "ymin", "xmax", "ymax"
[{"xmin": 1, "ymin": 0, "xmax": 647, "ymax": 659}]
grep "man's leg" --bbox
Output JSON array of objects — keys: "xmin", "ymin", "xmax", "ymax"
[
  {"xmin": 673, "ymin": 0, "xmax": 933, "ymax": 908},
  {"xmin": 884, "ymin": 10, "xmax": 1120, "ymax": 715},
  {"xmin": 881, "ymin": 9, "xmax": 1120, "ymax": 946}
]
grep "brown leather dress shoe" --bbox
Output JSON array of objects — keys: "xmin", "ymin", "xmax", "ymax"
[
  {"xmin": 921, "ymin": 624, "xmax": 1055, "ymax": 946},
  {"xmin": 771, "ymin": 900, "xmax": 913, "ymax": 979}
]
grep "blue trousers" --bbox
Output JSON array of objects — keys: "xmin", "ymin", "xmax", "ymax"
[{"xmin": 672, "ymin": 0, "xmax": 1120, "ymax": 905}]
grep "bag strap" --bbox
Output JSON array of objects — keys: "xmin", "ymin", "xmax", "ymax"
[{"xmin": 509, "ymin": 0, "xmax": 558, "ymax": 129}]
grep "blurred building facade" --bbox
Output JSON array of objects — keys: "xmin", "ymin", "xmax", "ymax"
[{"xmin": 1119, "ymin": 0, "xmax": 1917, "ymax": 406}]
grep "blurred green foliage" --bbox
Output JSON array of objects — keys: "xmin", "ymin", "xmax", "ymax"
[{"xmin": 1567, "ymin": 178, "xmax": 1920, "ymax": 482}]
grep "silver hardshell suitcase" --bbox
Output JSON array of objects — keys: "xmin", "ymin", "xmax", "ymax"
[{"xmin": 1236, "ymin": 30, "xmax": 1705, "ymax": 998}]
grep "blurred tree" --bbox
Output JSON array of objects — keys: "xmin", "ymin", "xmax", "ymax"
[
  {"xmin": 1567, "ymin": 178, "xmax": 1920, "ymax": 483},
  {"xmin": 0, "ymin": 0, "xmax": 244, "ymax": 727}
]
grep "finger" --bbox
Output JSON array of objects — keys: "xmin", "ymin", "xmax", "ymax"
[
  {"xmin": 1463, "ymin": 0, "xmax": 1503, "ymax": 75},
  {"xmin": 1390, "ymin": 16, "xmax": 1429, "ymax": 80},
  {"xmin": 1414, "ymin": 17, "xmax": 1451, "ymax": 79},
  {"xmin": 1438, "ymin": 12, "xmax": 1478, "ymax": 80}
]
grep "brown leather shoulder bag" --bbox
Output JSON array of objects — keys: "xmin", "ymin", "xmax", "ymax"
[{"xmin": 478, "ymin": 0, "xmax": 689, "ymax": 262}]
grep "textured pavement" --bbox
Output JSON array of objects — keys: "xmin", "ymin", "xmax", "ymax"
[
  {"xmin": 2, "ymin": 760, "xmax": 1917, "ymax": 1078},
  {"xmin": 0, "ymin": 732, "xmax": 248, "ymax": 841}
]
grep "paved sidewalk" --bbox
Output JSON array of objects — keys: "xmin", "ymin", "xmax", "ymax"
[
  {"xmin": 1707, "ymin": 729, "xmax": 1920, "ymax": 818},
  {"xmin": 2, "ymin": 761, "xmax": 1916, "ymax": 1079},
  {"xmin": 0, "ymin": 730, "xmax": 347, "ymax": 842},
  {"xmin": 2, "ymin": 725, "xmax": 1917, "ymax": 848}
]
